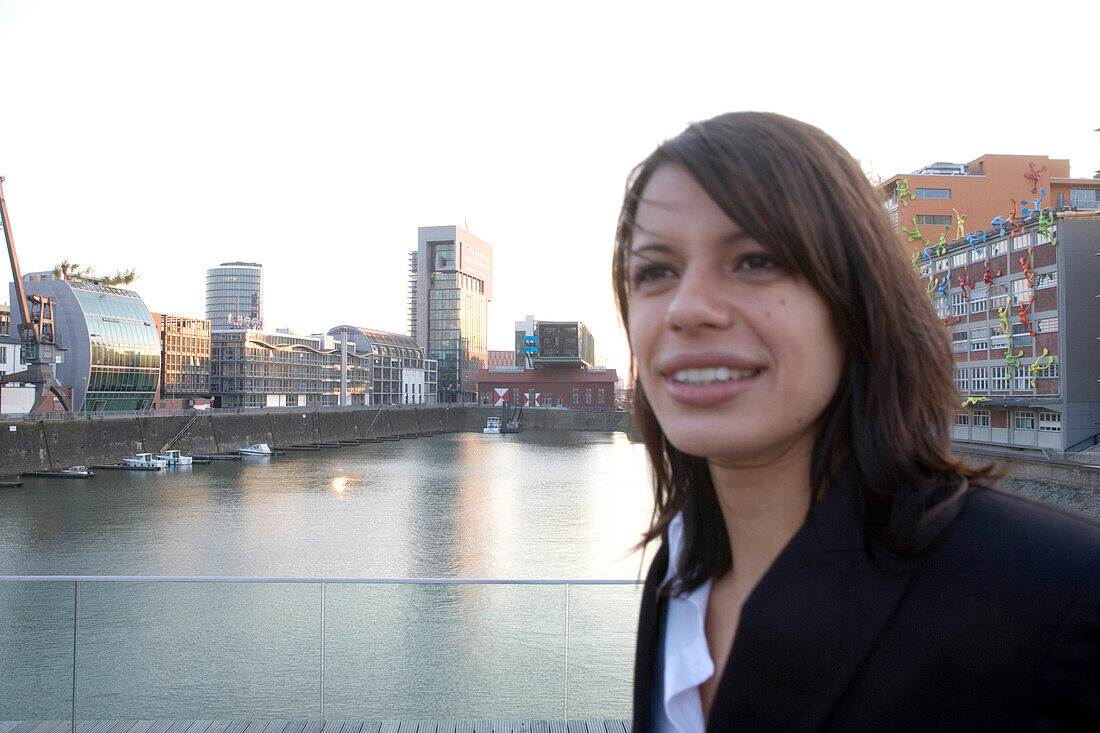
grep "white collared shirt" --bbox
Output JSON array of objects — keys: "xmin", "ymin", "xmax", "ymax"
[{"xmin": 653, "ymin": 513, "xmax": 714, "ymax": 733}]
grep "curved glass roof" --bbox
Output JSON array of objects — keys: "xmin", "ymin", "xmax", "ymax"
[{"xmin": 328, "ymin": 325, "xmax": 422, "ymax": 359}]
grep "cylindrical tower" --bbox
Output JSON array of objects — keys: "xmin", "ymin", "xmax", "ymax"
[{"xmin": 205, "ymin": 262, "xmax": 263, "ymax": 330}]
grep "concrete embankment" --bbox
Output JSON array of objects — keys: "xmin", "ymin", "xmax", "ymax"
[{"xmin": 0, "ymin": 406, "xmax": 635, "ymax": 475}]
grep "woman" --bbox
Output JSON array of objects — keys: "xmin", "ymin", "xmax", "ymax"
[{"xmin": 614, "ymin": 112, "xmax": 1099, "ymax": 731}]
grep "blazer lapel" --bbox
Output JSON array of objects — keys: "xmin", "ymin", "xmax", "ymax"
[
  {"xmin": 708, "ymin": 468, "xmax": 918, "ymax": 732},
  {"xmin": 633, "ymin": 541, "xmax": 669, "ymax": 732}
]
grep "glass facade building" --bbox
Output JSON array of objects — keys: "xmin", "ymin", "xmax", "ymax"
[
  {"xmin": 205, "ymin": 262, "xmax": 263, "ymax": 330},
  {"xmin": 410, "ymin": 226, "xmax": 492, "ymax": 403},
  {"xmin": 211, "ymin": 329, "xmax": 372, "ymax": 409},
  {"xmin": 14, "ymin": 275, "xmax": 161, "ymax": 412}
]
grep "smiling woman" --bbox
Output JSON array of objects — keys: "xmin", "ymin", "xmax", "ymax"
[{"xmin": 614, "ymin": 112, "xmax": 1100, "ymax": 732}]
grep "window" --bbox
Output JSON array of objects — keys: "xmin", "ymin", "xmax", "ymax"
[
  {"xmin": 970, "ymin": 367, "xmax": 988, "ymax": 391},
  {"xmin": 0, "ymin": 345, "xmax": 6, "ymax": 363},
  {"xmin": 1036, "ymin": 272, "xmax": 1057, "ymax": 289},
  {"xmin": 951, "ymin": 330, "xmax": 968, "ymax": 353},
  {"xmin": 990, "ymin": 292, "xmax": 1010, "ymax": 311},
  {"xmin": 953, "ymin": 368, "xmax": 967, "ymax": 392},
  {"xmin": 934, "ymin": 296, "xmax": 947, "ymax": 318},
  {"xmin": 970, "ymin": 328, "xmax": 988, "ymax": 352},
  {"xmin": 916, "ymin": 214, "xmax": 952, "ymax": 226},
  {"xmin": 972, "ymin": 409, "xmax": 990, "ymax": 427},
  {"xmin": 1012, "ymin": 233, "xmax": 1030, "ymax": 251},
  {"xmin": 969, "ymin": 296, "xmax": 987, "ymax": 314},
  {"xmin": 597, "ymin": 388, "xmax": 605, "ymax": 404},
  {"xmin": 1011, "ymin": 278, "xmax": 1031, "ymax": 306},
  {"xmin": 952, "ymin": 253, "xmax": 967, "ymax": 268},
  {"xmin": 1034, "ymin": 359, "xmax": 1059, "ymax": 379},
  {"xmin": 915, "ymin": 188, "xmax": 951, "ymax": 199},
  {"xmin": 990, "ymin": 240, "xmax": 1007, "ymax": 256},
  {"xmin": 950, "ymin": 293, "xmax": 966, "ymax": 317},
  {"xmin": 1013, "ymin": 366, "xmax": 1033, "ymax": 392},
  {"xmin": 954, "ymin": 413, "xmax": 969, "ymax": 426},
  {"xmin": 1069, "ymin": 188, "xmax": 1100, "ymax": 210},
  {"xmin": 1038, "ymin": 411, "xmax": 1062, "ymax": 432},
  {"xmin": 991, "ymin": 366, "xmax": 1010, "ymax": 391},
  {"xmin": 1036, "ymin": 317, "xmax": 1058, "ymax": 334},
  {"xmin": 572, "ymin": 388, "xmax": 579, "ymax": 405},
  {"xmin": 1014, "ymin": 412, "xmax": 1035, "ymax": 431},
  {"xmin": 970, "ymin": 248, "xmax": 986, "ymax": 263},
  {"xmin": 935, "ymin": 258, "xmax": 949, "ymax": 273},
  {"xmin": 585, "ymin": 388, "xmax": 592, "ymax": 405}
]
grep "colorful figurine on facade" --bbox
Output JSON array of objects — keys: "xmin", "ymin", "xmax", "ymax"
[
  {"xmin": 1038, "ymin": 209, "xmax": 1057, "ymax": 247},
  {"xmin": 896, "ymin": 178, "xmax": 916, "ymax": 206},
  {"xmin": 902, "ymin": 217, "xmax": 926, "ymax": 245},
  {"xmin": 953, "ymin": 209, "xmax": 968, "ymax": 240},
  {"xmin": 1019, "ymin": 189, "xmax": 1045, "ymax": 221},
  {"xmin": 1024, "ymin": 162, "xmax": 1047, "ymax": 195}
]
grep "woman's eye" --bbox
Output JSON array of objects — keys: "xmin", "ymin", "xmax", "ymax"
[
  {"xmin": 631, "ymin": 264, "xmax": 674, "ymax": 285},
  {"xmin": 737, "ymin": 253, "xmax": 779, "ymax": 271}
]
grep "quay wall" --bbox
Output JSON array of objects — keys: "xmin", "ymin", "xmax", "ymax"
[{"xmin": 0, "ymin": 406, "xmax": 636, "ymax": 474}]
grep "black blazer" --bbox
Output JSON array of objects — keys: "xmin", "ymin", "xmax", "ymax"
[{"xmin": 632, "ymin": 474, "xmax": 1100, "ymax": 731}]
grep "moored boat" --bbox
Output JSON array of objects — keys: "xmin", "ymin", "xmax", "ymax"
[
  {"xmin": 238, "ymin": 443, "xmax": 273, "ymax": 455},
  {"xmin": 63, "ymin": 465, "xmax": 95, "ymax": 476},
  {"xmin": 483, "ymin": 417, "xmax": 501, "ymax": 434},
  {"xmin": 156, "ymin": 449, "xmax": 193, "ymax": 466},
  {"xmin": 123, "ymin": 453, "xmax": 167, "ymax": 469}
]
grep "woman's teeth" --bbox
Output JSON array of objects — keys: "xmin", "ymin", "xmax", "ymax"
[{"xmin": 671, "ymin": 367, "xmax": 759, "ymax": 385}]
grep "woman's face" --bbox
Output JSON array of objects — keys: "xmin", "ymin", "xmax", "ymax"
[{"xmin": 627, "ymin": 164, "xmax": 844, "ymax": 467}]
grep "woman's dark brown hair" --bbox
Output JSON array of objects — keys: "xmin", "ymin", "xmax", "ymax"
[{"xmin": 614, "ymin": 112, "xmax": 997, "ymax": 593}]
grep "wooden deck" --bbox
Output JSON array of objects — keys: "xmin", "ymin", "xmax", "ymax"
[{"xmin": 0, "ymin": 721, "xmax": 631, "ymax": 733}]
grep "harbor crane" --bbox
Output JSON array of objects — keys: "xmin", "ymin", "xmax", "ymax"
[{"xmin": 0, "ymin": 176, "xmax": 71, "ymax": 412}]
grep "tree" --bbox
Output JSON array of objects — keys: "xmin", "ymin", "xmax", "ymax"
[{"xmin": 52, "ymin": 259, "xmax": 137, "ymax": 285}]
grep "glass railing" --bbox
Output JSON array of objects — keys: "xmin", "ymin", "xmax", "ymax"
[{"xmin": 0, "ymin": 577, "xmax": 642, "ymax": 724}]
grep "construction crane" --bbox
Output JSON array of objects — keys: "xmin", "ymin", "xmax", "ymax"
[{"xmin": 0, "ymin": 176, "xmax": 70, "ymax": 412}]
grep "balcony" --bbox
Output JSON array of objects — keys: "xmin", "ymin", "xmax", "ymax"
[{"xmin": 0, "ymin": 577, "xmax": 640, "ymax": 726}]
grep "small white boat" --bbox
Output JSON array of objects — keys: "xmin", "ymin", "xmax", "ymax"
[
  {"xmin": 238, "ymin": 443, "xmax": 273, "ymax": 455},
  {"xmin": 124, "ymin": 453, "xmax": 167, "ymax": 469},
  {"xmin": 63, "ymin": 466, "xmax": 94, "ymax": 476},
  {"xmin": 483, "ymin": 417, "xmax": 501, "ymax": 434},
  {"xmin": 156, "ymin": 449, "xmax": 193, "ymax": 466}
]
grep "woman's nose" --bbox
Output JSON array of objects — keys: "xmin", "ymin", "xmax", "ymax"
[{"xmin": 665, "ymin": 265, "xmax": 732, "ymax": 332}]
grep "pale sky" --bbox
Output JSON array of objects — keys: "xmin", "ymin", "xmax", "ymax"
[{"xmin": 1, "ymin": 0, "xmax": 1097, "ymax": 375}]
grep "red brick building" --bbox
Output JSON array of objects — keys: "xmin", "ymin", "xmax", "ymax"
[{"xmin": 477, "ymin": 367, "xmax": 618, "ymax": 408}]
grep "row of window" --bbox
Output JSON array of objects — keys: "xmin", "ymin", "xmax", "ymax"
[
  {"xmin": 955, "ymin": 410, "xmax": 1061, "ymax": 432},
  {"xmin": 954, "ymin": 362, "xmax": 1058, "ymax": 392}
]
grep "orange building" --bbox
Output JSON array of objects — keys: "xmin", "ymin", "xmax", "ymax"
[{"xmin": 878, "ymin": 154, "xmax": 1100, "ymax": 252}]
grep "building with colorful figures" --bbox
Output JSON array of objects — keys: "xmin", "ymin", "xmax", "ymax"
[
  {"xmin": 878, "ymin": 154, "xmax": 1100, "ymax": 253},
  {"xmin": 913, "ymin": 204, "xmax": 1100, "ymax": 455}
]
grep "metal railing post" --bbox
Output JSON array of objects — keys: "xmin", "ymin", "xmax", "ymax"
[
  {"xmin": 319, "ymin": 581, "xmax": 326, "ymax": 721},
  {"xmin": 72, "ymin": 580, "xmax": 78, "ymax": 733},
  {"xmin": 563, "ymin": 583, "xmax": 569, "ymax": 724}
]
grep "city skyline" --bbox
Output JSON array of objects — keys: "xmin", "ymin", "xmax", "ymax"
[{"xmin": 1, "ymin": 1, "xmax": 1097, "ymax": 378}]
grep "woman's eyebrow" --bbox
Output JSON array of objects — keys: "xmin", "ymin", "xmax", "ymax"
[{"xmin": 630, "ymin": 230, "xmax": 754, "ymax": 256}]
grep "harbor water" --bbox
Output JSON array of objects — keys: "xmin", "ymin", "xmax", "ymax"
[{"xmin": 0, "ymin": 430, "xmax": 654, "ymax": 720}]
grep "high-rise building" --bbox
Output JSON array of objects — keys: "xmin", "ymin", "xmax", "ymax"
[
  {"xmin": 12, "ymin": 273, "xmax": 161, "ymax": 412},
  {"xmin": 205, "ymin": 262, "xmax": 263, "ymax": 330},
  {"xmin": 409, "ymin": 225, "xmax": 493, "ymax": 402}
]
